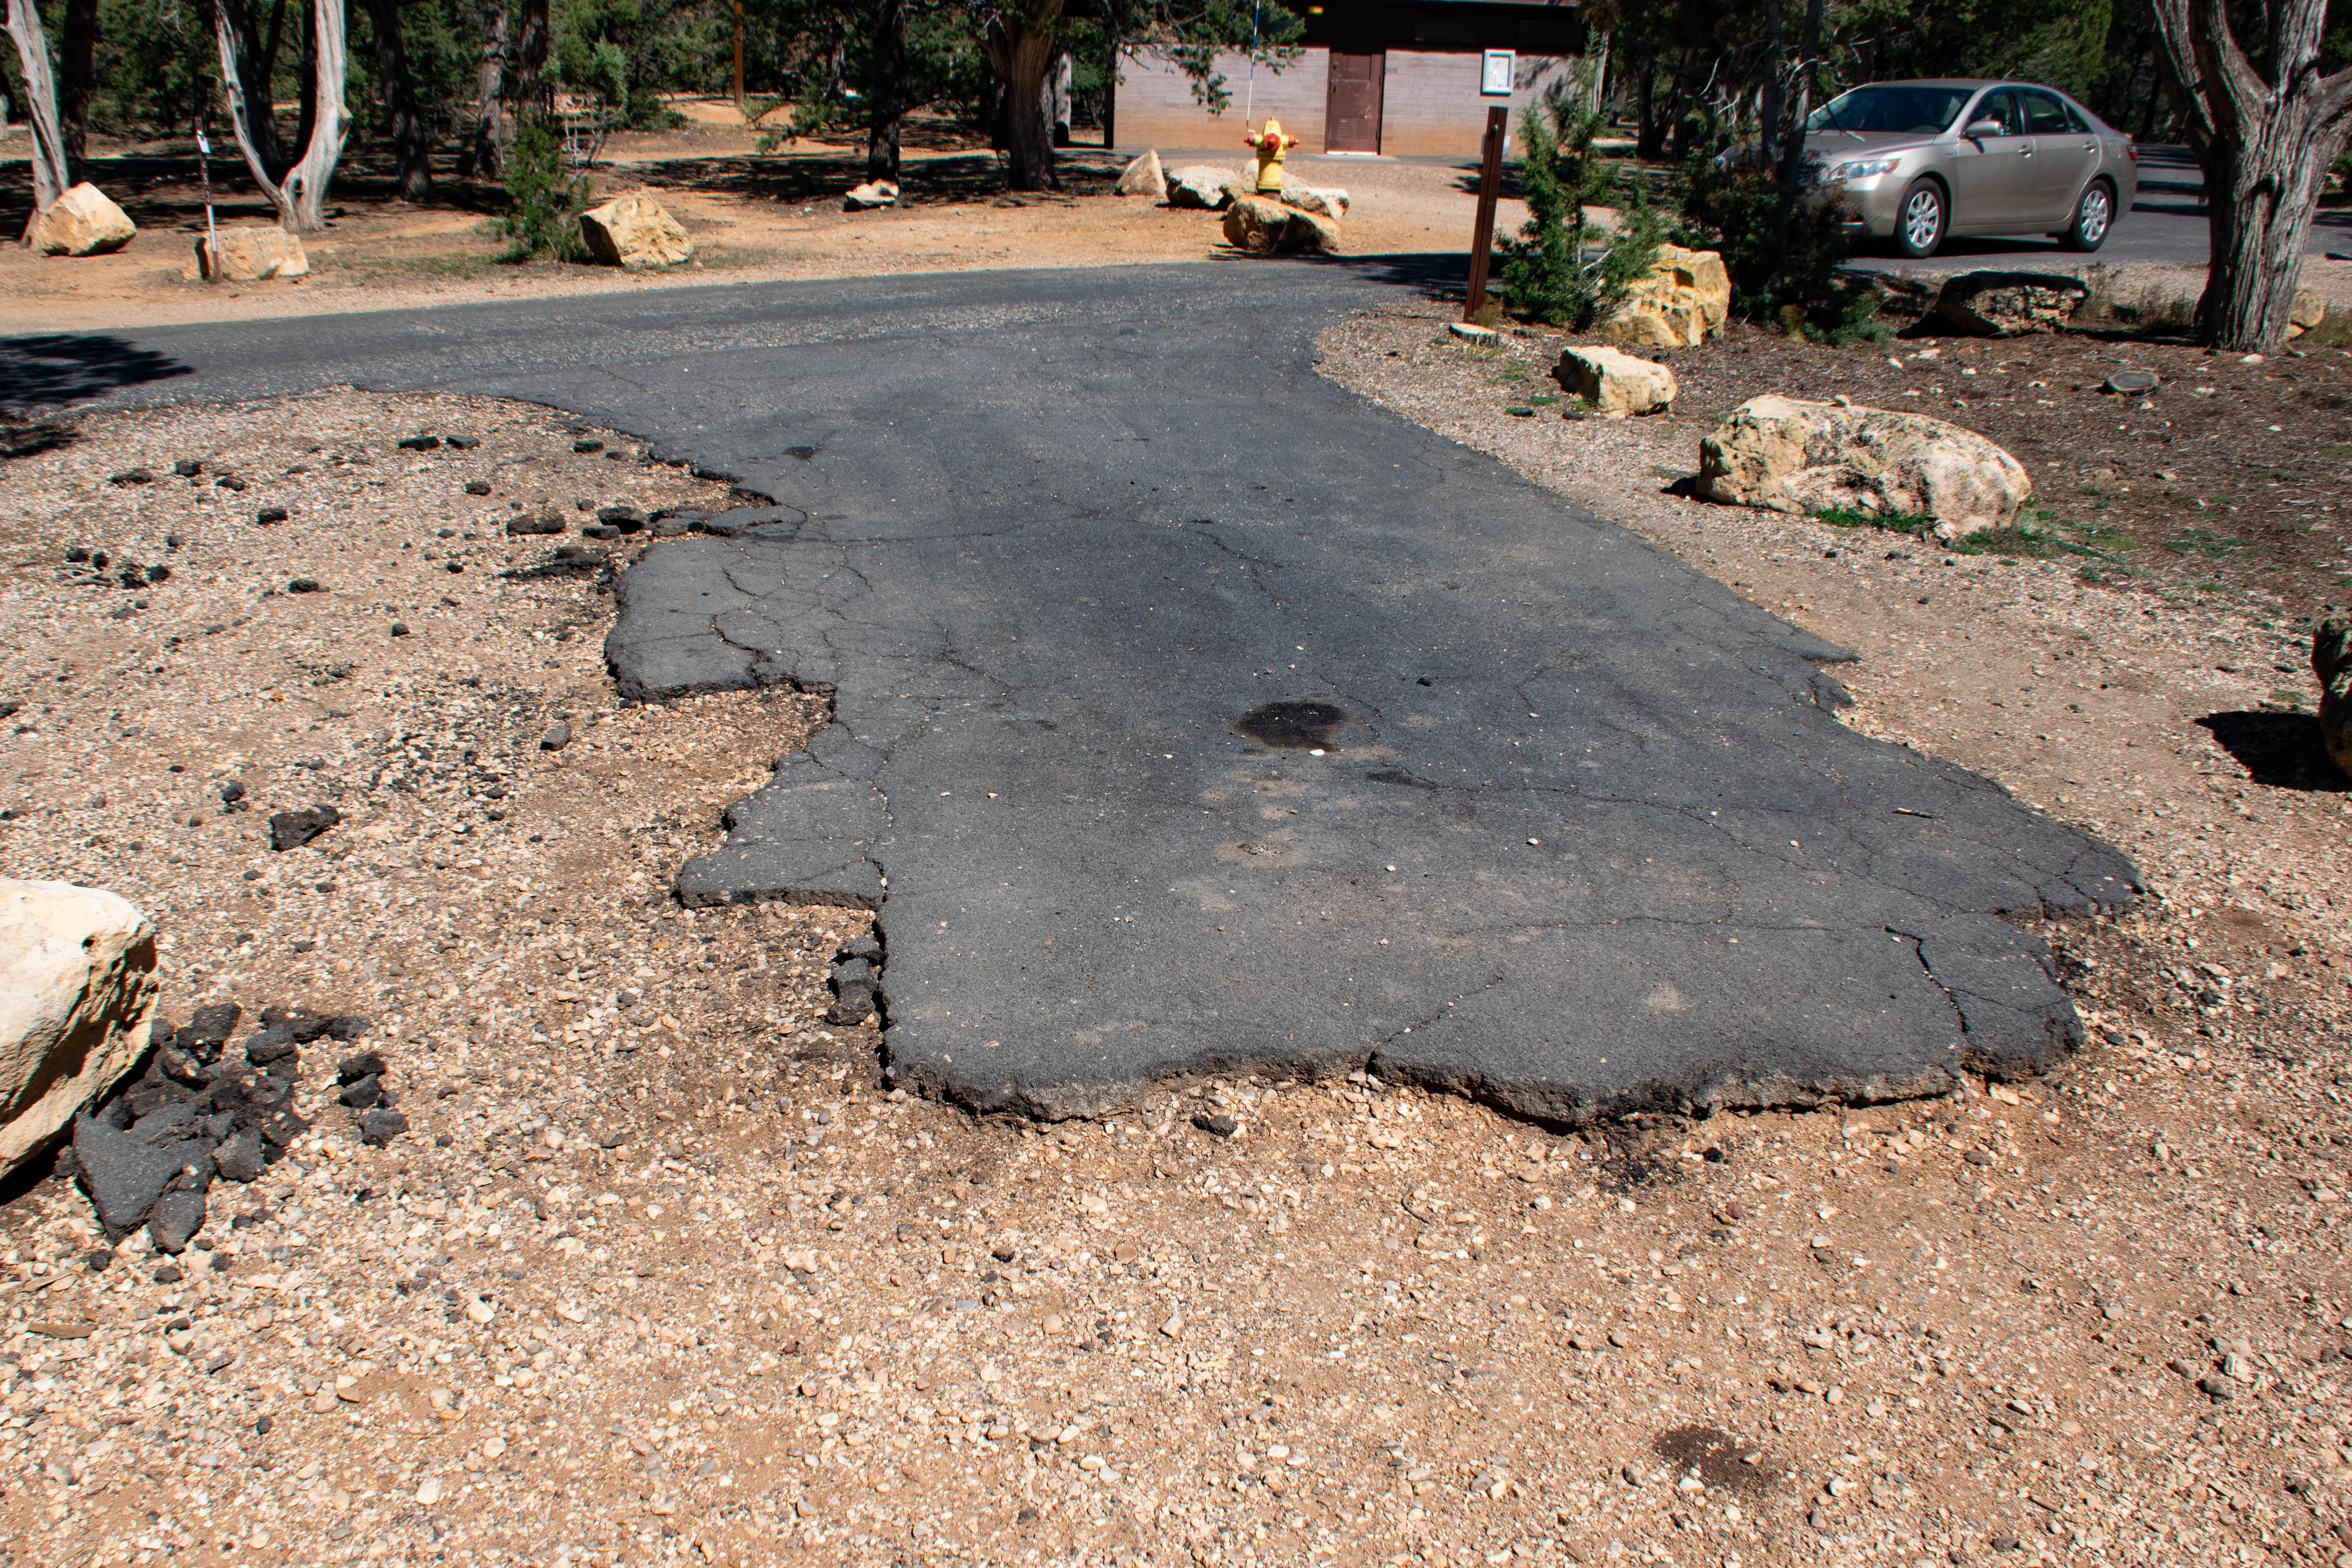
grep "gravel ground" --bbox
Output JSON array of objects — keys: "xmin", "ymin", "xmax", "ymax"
[{"xmin": 3, "ymin": 370, "xmax": 2352, "ymax": 1568}]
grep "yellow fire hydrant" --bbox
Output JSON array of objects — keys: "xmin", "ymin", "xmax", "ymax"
[{"xmin": 1243, "ymin": 119, "xmax": 1300, "ymax": 193}]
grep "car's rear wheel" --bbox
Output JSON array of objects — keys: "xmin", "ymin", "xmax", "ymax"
[
  {"xmin": 2060, "ymin": 181, "xmax": 2114, "ymax": 252},
  {"xmin": 1895, "ymin": 179, "xmax": 1945, "ymax": 258}
]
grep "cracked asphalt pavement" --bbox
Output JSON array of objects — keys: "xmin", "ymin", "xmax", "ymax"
[{"xmin": 50, "ymin": 264, "xmax": 2140, "ymax": 1119}]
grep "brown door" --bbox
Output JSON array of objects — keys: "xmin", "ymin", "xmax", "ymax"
[{"xmin": 1326, "ymin": 52, "xmax": 1384, "ymax": 153}]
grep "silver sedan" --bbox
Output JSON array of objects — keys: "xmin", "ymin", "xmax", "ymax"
[{"xmin": 1801, "ymin": 79, "xmax": 2140, "ymax": 257}]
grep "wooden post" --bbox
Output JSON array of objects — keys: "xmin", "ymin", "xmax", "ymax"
[{"xmin": 1463, "ymin": 105, "xmax": 1508, "ymax": 322}]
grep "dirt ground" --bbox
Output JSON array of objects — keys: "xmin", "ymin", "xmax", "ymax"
[
  {"xmin": 7, "ymin": 296, "xmax": 2352, "ymax": 1567},
  {"xmin": 0, "ymin": 119, "xmax": 1512, "ymax": 334}
]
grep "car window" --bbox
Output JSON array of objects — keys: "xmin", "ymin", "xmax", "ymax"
[
  {"xmin": 2019, "ymin": 90, "xmax": 2071, "ymax": 136},
  {"xmin": 1805, "ymin": 85, "xmax": 1975, "ymax": 135},
  {"xmin": 2060, "ymin": 98, "xmax": 2094, "ymax": 133},
  {"xmin": 1968, "ymin": 90, "xmax": 2021, "ymax": 137}
]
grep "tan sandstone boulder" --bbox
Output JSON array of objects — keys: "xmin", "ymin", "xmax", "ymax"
[
  {"xmin": 184, "ymin": 227, "xmax": 310, "ymax": 282},
  {"xmin": 579, "ymin": 192, "xmax": 694, "ymax": 268},
  {"xmin": 1167, "ymin": 165, "xmax": 1242, "ymax": 211},
  {"xmin": 1554, "ymin": 345, "xmax": 1677, "ymax": 418},
  {"xmin": 1277, "ymin": 183, "xmax": 1349, "ymax": 220},
  {"xmin": 2289, "ymin": 286, "xmax": 2328, "ymax": 338},
  {"xmin": 1697, "ymin": 396, "xmax": 2032, "ymax": 536},
  {"xmin": 33, "ymin": 182, "xmax": 137, "ymax": 257},
  {"xmin": 1221, "ymin": 194, "xmax": 1339, "ymax": 256},
  {"xmin": 1115, "ymin": 149, "xmax": 1167, "ymax": 200},
  {"xmin": 0, "ymin": 880, "xmax": 158, "ymax": 1177},
  {"xmin": 1933, "ymin": 270, "xmax": 2091, "ymax": 336},
  {"xmin": 1599, "ymin": 245, "xmax": 1729, "ymax": 349}
]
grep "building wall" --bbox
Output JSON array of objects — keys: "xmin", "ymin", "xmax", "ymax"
[
  {"xmin": 1116, "ymin": 46, "xmax": 1332, "ymax": 155},
  {"xmin": 1115, "ymin": 46, "xmax": 1581, "ymax": 159}
]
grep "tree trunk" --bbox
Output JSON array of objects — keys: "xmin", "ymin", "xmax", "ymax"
[
  {"xmin": 1771, "ymin": 0, "xmax": 1826, "ymax": 265},
  {"xmin": 2154, "ymin": 0, "xmax": 2352, "ymax": 351},
  {"xmin": 215, "ymin": 0, "xmax": 348, "ymax": 231},
  {"xmin": 514, "ymin": 0, "xmax": 549, "ymax": 122},
  {"xmin": 4, "ymin": 0, "xmax": 72, "ymax": 236},
  {"xmin": 1756, "ymin": 0, "xmax": 1783, "ymax": 172},
  {"xmin": 1633, "ymin": 49, "xmax": 1660, "ymax": 160},
  {"xmin": 58, "ymin": 0, "xmax": 96, "ymax": 176},
  {"xmin": 982, "ymin": 0, "xmax": 1064, "ymax": 191},
  {"xmin": 361, "ymin": 0, "xmax": 433, "ymax": 201},
  {"xmin": 213, "ymin": 0, "xmax": 287, "ymax": 180},
  {"xmin": 864, "ymin": 0, "xmax": 904, "ymax": 182},
  {"xmin": 293, "ymin": 0, "xmax": 317, "ymax": 160},
  {"xmin": 461, "ymin": 3, "xmax": 508, "ymax": 178}
]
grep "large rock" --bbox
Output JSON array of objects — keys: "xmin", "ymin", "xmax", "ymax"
[
  {"xmin": 843, "ymin": 180, "xmax": 899, "ymax": 211},
  {"xmin": 0, "ymin": 880, "xmax": 158, "ymax": 1177},
  {"xmin": 1166, "ymin": 165, "xmax": 1241, "ymax": 211},
  {"xmin": 32, "ymin": 182, "xmax": 137, "ymax": 257},
  {"xmin": 1277, "ymin": 183, "xmax": 1349, "ymax": 220},
  {"xmin": 1554, "ymin": 344, "xmax": 1677, "ymax": 418},
  {"xmin": 2289, "ymin": 286, "xmax": 2328, "ymax": 337},
  {"xmin": 183, "ymin": 228, "xmax": 310, "ymax": 282},
  {"xmin": 578, "ymin": 193, "xmax": 694, "ymax": 269},
  {"xmin": 2315, "ymin": 620, "xmax": 2352, "ymax": 778},
  {"xmin": 1697, "ymin": 396, "xmax": 2032, "ymax": 536},
  {"xmin": 1933, "ymin": 270, "xmax": 2090, "ymax": 336},
  {"xmin": 1114, "ymin": 149, "xmax": 1167, "ymax": 200},
  {"xmin": 1221, "ymin": 195, "xmax": 1339, "ymax": 256},
  {"xmin": 1598, "ymin": 245, "xmax": 1730, "ymax": 349}
]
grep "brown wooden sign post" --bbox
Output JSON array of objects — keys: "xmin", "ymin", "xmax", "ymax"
[{"xmin": 1462, "ymin": 106, "xmax": 1509, "ymax": 323}]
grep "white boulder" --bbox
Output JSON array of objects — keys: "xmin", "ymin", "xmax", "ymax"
[
  {"xmin": 1697, "ymin": 395, "xmax": 2032, "ymax": 536},
  {"xmin": 578, "ymin": 192, "xmax": 695, "ymax": 268},
  {"xmin": 184, "ymin": 227, "xmax": 310, "ymax": 282},
  {"xmin": 843, "ymin": 180, "xmax": 900, "ymax": 211},
  {"xmin": 1555, "ymin": 345, "xmax": 1677, "ymax": 418},
  {"xmin": 32, "ymin": 182, "xmax": 137, "ymax": 257},
  {"xmin": 0, "ymin": 880, "xmax": 158, "ymax": 1177},
  {"xmin": 1114, "ymin": 150, "xmax": 1167, "ymax": 200},
  {"xmin": 1166, "ymin": 165, "xmax": 1242, "ymax": 211}
]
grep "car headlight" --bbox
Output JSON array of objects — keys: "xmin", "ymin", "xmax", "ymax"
[{"xmin": 1827, "ymin": 158, "xmax": 1903, "ymax": 181}]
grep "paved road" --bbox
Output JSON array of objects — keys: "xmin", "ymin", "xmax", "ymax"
[{"xmin": 10, "ymin": 266, "xmax": 2138, "ymax": 1120}]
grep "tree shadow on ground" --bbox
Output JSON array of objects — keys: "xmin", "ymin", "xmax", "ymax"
[
  {"xmin": 1326, "ymin": 250, "xmax": 1479, "ymax": 304},
  {"xmin": 2198, "ymin": 710, "xmax": 2350, "ymax": 793},
  {"xmin": 1, "ymin": 335, "xmax": 195, "ymax": 411},
  {"xmin": 628, "ymin": 150, "xmax": 1126, "ymax": 205}
]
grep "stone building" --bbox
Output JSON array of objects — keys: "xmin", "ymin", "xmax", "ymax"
[{"xmin": 1111, "ymin": 0, "xmax": 1597, "ymax": 159}]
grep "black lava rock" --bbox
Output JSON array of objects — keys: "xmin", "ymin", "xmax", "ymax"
[
  {"xmin": 581, "ymin": 525, "xmax": 620, "ymax": 540},
  {"xmin": 268, "ymin": 805, "xmax": 340, "ymax": 851},
  {"xmin": 508, "ymin": 513, "xmax": 566, "ymax": 536},
  {"xmin": 464, "ymin": 479, "xmax": 492, "ymax": 495},
  {"xmin": 287, "ymin": 578, "xmax": 323, "ymax": 594},
  {"xmin": 358, "ymin": 1108, "xmax": 409, "ymax": 1146},
  {"xmin": 398, "ymin": 435, "xmax": 443, "ymax": 451},
  {"xmin": 216, "ymin": 475, "xmax": 247, "ymax": 491},
  {"xmin": 1191, "ymin": 1113, "xmax": 1239, "ymax": 1138},
  {"xmin": 148, "ymin": 1185, "xmax": 208, "ymax": 1254},
  {"xmin": 444, "ymin": 434, "xmax": 480, "ymax": 450},
  {"xmin": 188, "ymin": 1002, "xmax": 241, "ymax": 1046},
  {"xmin": 825, "ymin": 957, "xmax": 877, "ymax": 1026},
  {"xmin": 328, "ymin": 1015, "xmax": 370, "ymax": 1041},
  {"xmin": 173, "ymin": 459, "xmax": 202, "ymax": 477},
  {"xmin": 245, "ymin": 1029, "xmax": 297, "ymax": 1067},
  {"xmin": 336, "ymin": 1050, "xmax": 387, "ymax": 1085},
  {"xmin": 73, "ymin": 1110, "xmax": 207, "ymax": 1240},
  {"xmin": 339, "ymin": 1075, "xmax": 383, "ymax": 1111},
  {"xmin": 111, "ymin": 468, "xmax": 155, "ymax": 485},
  {"xmin": 215, "ymin": 1128, "xmax": 265, "ymax": 1183},
  {"xmin": 255, "ymin": 506, "xmax": 288, "ymax": 525},
  {"xmin": 573, "ymin": 439, "xmax": 604, "ymax": 453},
  {"xmin": 219, "ymin": 781, "xmax": 247, "ymax": 807}
]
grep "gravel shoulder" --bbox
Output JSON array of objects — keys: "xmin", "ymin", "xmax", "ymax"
[{"xmin": 1, "ymin": 367, "xmax": 2349, "ymax": 1568}]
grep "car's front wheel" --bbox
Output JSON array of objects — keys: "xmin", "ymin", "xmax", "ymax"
[
  {"xmin": 1895, "ymin": 179, "xmax": 1945, "ymax": 258},
  {"xmin": 2060, "ymin": 181, "xmax": 2114, "ymax": 252}
]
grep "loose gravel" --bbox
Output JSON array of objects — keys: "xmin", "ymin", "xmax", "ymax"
[{"xmin": 1, "ymin": 370, "xmax": 2350, "ymax": 1567}]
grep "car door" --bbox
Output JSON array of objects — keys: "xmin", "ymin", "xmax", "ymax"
[
  {"xmin": 1945, "ymin": 88, "xmax": 2035, "ymax": 232},
  {"xmin": 2017, "ymin": 88, "xmax": 2095, "ymax": 225}
]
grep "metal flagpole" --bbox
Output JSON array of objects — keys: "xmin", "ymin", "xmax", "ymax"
[{"xmin": 1243, "ymin": 0, "xmax": 1261, "ymax": 129}]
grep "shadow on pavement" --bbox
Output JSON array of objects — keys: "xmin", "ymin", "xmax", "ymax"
[
  {"xmin": 2197, "ymin": 711, "xmax": 2351, "ymax": 793},
  {"xmin": 1326, "ymin": 250, "xmax": 1481, "ymax": 303},
  {"xmin": 1, "ymin": 335, "xmax": 196, "ymax": 410}
]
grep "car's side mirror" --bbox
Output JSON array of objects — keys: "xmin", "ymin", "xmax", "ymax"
[{"xmin": 1965, "ymin": 118, "xmax": 2005, "ymax": 138}]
